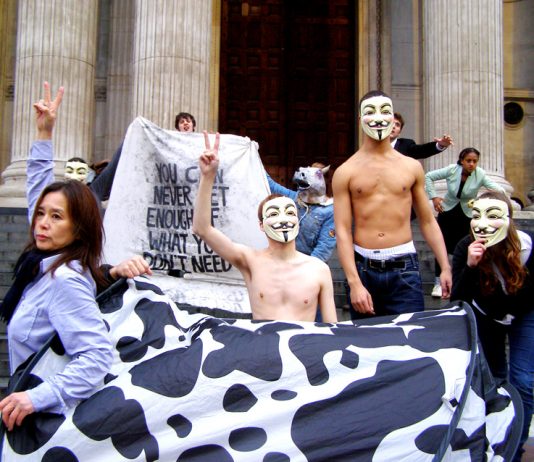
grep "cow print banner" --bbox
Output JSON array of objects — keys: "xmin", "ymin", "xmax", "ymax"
[{"xmin": 0, "ymin": 278, "xmax": 522, "ymax": 461}]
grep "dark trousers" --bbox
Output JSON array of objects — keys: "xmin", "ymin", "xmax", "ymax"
[
  {"xmin": 348, "ymin": 252, "xmax": 424, "ymax": 319},
  {"xmin": 435, "ymin": 204, "xmax": 471, "ymax": 277},
  {"xmin": 474, "ymin": 308, "xmax": 534, "ymax": 461}
]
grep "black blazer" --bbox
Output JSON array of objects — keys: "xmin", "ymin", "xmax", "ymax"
[{"xmin": 393, "ymin": 138, "xmax": 441, "ymax": 160}]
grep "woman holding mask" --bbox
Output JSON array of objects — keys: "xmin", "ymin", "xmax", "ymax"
[
  {"xmin": 0, "ymin": 83, "xmax": 121, "ymax": 432},
  {"xmin": 451, "ymin": 191, "xmax": 534, "ymax": 462}
]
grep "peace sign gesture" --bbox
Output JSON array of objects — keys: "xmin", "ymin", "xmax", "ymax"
[
  {"xmin": 34, "ymin": 81, "xmax": 64, "ymax": 139},
  {"xmin": 199, "ymin": 130, "xmax": 220, "ymax": 177}
]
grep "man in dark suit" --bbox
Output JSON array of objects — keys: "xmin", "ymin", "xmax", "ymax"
[{"xmin": 391, "ymin": 113, "xmax": 453, "ymax": 159}]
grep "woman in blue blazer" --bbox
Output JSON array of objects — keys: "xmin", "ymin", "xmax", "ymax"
[{"xmin": 425, "ymin": 147, "xmax": 505, "ymax": 297}]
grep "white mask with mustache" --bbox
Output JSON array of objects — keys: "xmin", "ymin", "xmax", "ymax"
[
  {"xmin": 262, "ymin": 197, "xmax": 299, "ymax": 243},
  {"xmin": 470, "ymin": 198, "xmax": 510, "ymax": 248},
  {"xmin": 64, "ymin": 160, "xmax": 90, "ymax": 183},
  {"xmin": 360, "ymin": 95, "xmax": 394, "ymax": 141}
]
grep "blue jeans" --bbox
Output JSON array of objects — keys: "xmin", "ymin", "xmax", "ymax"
[
  {"xmin": 474, "ymin": 308, "xmax": 534, "ymax": 461},
  {"xmin": 349, "ymin": 252, "xmax": 425, "ymax": 319}
]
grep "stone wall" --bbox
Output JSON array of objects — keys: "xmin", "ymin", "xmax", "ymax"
[{"xmin": 0, "ymin": 207, "xmax": 28, "ymax": 393}]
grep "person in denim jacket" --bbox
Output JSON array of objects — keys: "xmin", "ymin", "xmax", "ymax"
[{"xmin": 266, "ymin": 163, "xmax": 336, "ymax": 263}]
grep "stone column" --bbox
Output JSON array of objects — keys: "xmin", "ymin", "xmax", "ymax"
[
  {"xmin": 105, "ymin": 0, "xmax": 135, "ymax": 156},
  {"xmin": 0, "ymin": 0, "xmax": 17, "ymax": 177},
  {"xmin": 131, "ymin": 0, "xmax": 213, "ymax": 130},
  {"xmin": 0, "ymin": 0, "xmax": 99, "ymax": 206},
  {"xmin": 423, "ymin": 0, "xmax": 511, "ymax": 192}
]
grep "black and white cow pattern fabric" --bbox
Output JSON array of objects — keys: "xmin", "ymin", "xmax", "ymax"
[{"xmin": 1, "ymin": 278, "xmax": 522, "ymax": 461}]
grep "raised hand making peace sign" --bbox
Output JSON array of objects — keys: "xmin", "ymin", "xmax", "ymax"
[
  {"xmin": 34, "ymin": 81, "xmax": 64, "ymax": 139},
  {"xmin": 199, "ymin": 131, "xmax": 220, "ymax": 177}
]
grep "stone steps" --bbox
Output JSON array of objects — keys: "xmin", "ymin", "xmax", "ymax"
[
  {"xmin": 0, "ymin": 208, "xmax": 28, "ymax": 397},
  {"xmin": 0, "ymin": 337, "xmax": 9, "ymax": 398}
]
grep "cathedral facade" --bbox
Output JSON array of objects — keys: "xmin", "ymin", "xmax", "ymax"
[{"xmin": 0, "ymin": 0, "xmax": 532, "ymax": 206}]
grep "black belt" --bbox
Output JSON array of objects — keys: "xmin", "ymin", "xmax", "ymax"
[{"xmin": 355, "ymin": 252, "xmax": 413, "ymax": 271}]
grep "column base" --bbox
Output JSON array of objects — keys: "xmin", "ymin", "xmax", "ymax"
[
  {"xmin": 0, "ymin": 195, "xmax": 27, "ymax": 208},
  {"xmin": 0, "ymin": 160, "xmax": 27, "ymax": 206}
]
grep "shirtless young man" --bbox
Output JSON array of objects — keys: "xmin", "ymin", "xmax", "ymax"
[
  {"xmin": 333, "ymin": 90, "xmax": 451, "ymax": 318},
  {"xmin": 193, "ymin": 132, "xmax": 337, "ymax": 323}
]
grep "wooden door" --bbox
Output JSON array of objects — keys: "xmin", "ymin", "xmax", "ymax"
[{"xmin": 219, "ymin": 0, "xmax": 356, "ymax": 185}]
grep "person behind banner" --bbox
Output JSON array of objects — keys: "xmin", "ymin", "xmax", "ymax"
[
  {"xmin": 333, "ymin": 90, "xmax": 451, "ymax": 319},
  {"xmin": 193, "ymin": 132, "xmax": 337, "ymax": 323},
  {"xmin": 0, "ymin": 83, "xmax": 114, "ymax": 431},
  {"xmin": 90, "ymin": 112, "xmax": 197, "ymax": 204},
  {"xmin": 64, "ymin": 157, "xmax": 93, "ymax": 184},
  {"xmin": 451, "ymin": 191, "xmax": 534, "ymax": 462}
]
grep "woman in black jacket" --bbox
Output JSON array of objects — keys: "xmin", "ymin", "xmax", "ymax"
[{"xmin": 451, "ymin": 191, "xmax": 534, "ymax": 462}]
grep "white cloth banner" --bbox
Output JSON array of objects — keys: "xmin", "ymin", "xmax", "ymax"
[
  {"xmin": 0, "ymin": 284, "xmax": 521, "ymax": 461},
  {"xmin": 103, "ymin": 117, "xmax": 269, "ymax": 314}
]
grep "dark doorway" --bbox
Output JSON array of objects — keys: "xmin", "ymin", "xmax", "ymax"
[{"xmin": 219, "ymin": 0, "xmax": 356, "ymax": 186}]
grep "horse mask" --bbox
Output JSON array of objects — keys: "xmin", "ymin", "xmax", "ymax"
[{"xmin": 292, "ymin": 165, "xmax": 331, "ymax": 205}]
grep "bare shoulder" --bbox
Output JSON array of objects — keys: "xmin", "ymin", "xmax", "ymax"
[
  {"xmin": 233, "ymin": 242, "xmax": 261, "ymax": 269},
  {"xmin": 333, "ymin": 153, "xmax": 360, "ymax": 185},
  {"xmin": 395, "ymin": 153, "xmax": 424, "ymax": 175},
  {"xmin": 301, "ymin": 253, "xmax": 332, "ymax": 275},
  {"xmin": 246, "ymin": 245, "xmax": 267, "ymax": 261},
  {"xmin": 400, "ymin": 153, "xmax": 423, "ymax": 168},
  {"xmin": 334, "ymin": 154, "xmax": 356, "ymax": 174},
  {"xmin": 411, "ymin": 158, "xmax": 425, "ymax": 177}
]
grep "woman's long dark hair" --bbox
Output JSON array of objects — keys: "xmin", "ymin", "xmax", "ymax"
[
  {"xmin": 25, "ymin": 180, "xmax": 106, "ymax": 287},
  {"xmin": 474, "ymin": 191, "xmax": 527, "ymax": 295}
]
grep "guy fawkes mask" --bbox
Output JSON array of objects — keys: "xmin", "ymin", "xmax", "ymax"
[
  {"xmin": 262, "ymin": 196, "xmax": 299, "ymax": 243},
  {"xmin": 360, "ymin": 95, "xmax": 394, "ymax": 141},
  {"xmin": 470, "ymin": 198, "xmax": 510, "ymax": 248}
]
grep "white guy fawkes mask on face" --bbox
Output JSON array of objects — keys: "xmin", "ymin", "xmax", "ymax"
[
  {"xmin": 262, "ymin": 196, "xmax": 299, "ymax": 243},
  {"xmin": 360, "ymin": 95, "xmax": 394, "ymax": 141},
  {"xmin": 64, "ymin": 161, "xmax": 90, "ymax": 183},
  {"xmin": 470, "ymin": 198, "xmax": 510, "ymax": 248}
]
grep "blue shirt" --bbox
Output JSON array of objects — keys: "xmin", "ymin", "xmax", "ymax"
[
  {"xmin": 267, "ymin": 175, "xmax": 336, "ymax": 262},
  {"xmin": 7, "ymin": 141, "xmax": 113, "ymax": 414},
  {"xmin": 27, "ymin": 140, "xmax": 55, "ymax": 222}
]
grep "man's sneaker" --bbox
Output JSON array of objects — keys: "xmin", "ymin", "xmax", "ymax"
[{"xmin": 431, "ymin": 284, "xmax": 442, "ymax": 298}]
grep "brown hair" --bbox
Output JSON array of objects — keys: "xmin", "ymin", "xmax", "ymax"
[
  {"xmin": 257, "ymin": 193, "xmax": 284, "ymax": 222},
  {"xmin": 174, "ymin": 112, "xmax": 196, "ymax": 131},
  {"xmin": 26, "ymin": 180, "xmax": 107, "ymax": 287},
  {"xmin": 473, "ymin": 191, "xmax": 527, "ymax": 295},
  {"xmin": 66, "ymin": 157, "xmax": 88, "ymax": 164},
  {"xmin": 394, "ymin": 112, "xmax": 405, "ymax": 129},
  {"xmin": 358, "ymin": 90, "xmax": 390, "ymax": 108}
]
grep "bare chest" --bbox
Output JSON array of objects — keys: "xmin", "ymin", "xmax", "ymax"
[
  {"xmin": 349, "ymin": 164, "xmax": 413, "ymax": 199},
  {"xmin": 247, "ymin": 259, "xmax": 320, "ymax": 314}
]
